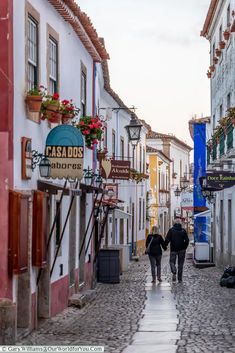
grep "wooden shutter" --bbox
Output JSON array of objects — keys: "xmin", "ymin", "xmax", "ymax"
[
  {"xmin": 8, "ymin": 190, "xmax": 29, "ymax": 274},
  {"xmin": 32, "ymin": 191, "xmax": 48, "ymax": 267}
]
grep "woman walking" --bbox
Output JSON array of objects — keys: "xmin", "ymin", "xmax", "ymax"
[{"xmin": 145, "ymin": 225, "xmax": 167, "ymax": 283}]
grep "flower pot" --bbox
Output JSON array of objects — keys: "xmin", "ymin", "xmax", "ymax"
[
  {"xmin": 210, "ymin": 65, "xmax": 215, "ymax": 72},
  {"xmin": 97, "ymin": 151, "xmax": 107, "ymax": 162},
  {"xmin": 45, "ymin": 103, "xmax": 61, "ymax": 123},
  {"xmin": 207, "ymin": 71, "xmax": 212, "ymax": 78},
  {"xmin": 223, "ymin": 30, "xmax": 230, "ymax": 40},
  {"xmin": 215, "ymin": 49, "xmax": 221, "ymax": 57},
  {"xmin": 219, "ymin": 41, "xmax": 226, "ymax": 49},
  {"xmin": 62, "ymin": 114, "xmax": 73, "ymax": 124},
  {"xmin": 26, "ymin": 95, "xmax": 43, "ymax": 112},
  {"xmin": 213, "ymin": 57, "xmax": 218, "ymax": 64}
]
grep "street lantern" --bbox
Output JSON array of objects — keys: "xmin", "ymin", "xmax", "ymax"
[
  {"xmin": 125, "ymin": 112, "xmax": 142, "ymax": 147},
  {"xmin": 174, "ymin": 186, "xmax": 181, "ymax": 197},
  {"xmin": 180, "ymin": 175, "xmax": 189, "ymax": 190},
  {"xmin": 84, "ymin": 167, "xmax": 94, "ymax": 186},
  {"xmin": 39, "ymin": 157, "xmax": 51, "ymax": 178}
]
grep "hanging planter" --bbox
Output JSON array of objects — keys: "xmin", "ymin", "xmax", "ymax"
[
  {"xmin": 97, "ymin": 148, "xmax": 108, "ymax": 162},
  {"xmin": 215, "ymin": 48, "xmax": 221, "ymax": 57},
  {"xmin": 223, "ymin": 29, "xmax": 230, "ymax": 40},
  {"xmin": 210, "ymin": 65, "xmax": 215, "ymax": 72},
  {"xmin": 61, "ymin": 114, "xmax": 73, "ymax": 125},
  {"xmin": 25, "ymin": 85, "xmax": 46, "ymax": 112},
  {"xmin": 207, "ymin": 71, "xmax": 212, "ymax": 78},
  {"xmin": 213, "ymin": 56, "xmax": 218, "ymax": 64},
  {"xmin": 77, "ymin": 116, "xmax": 104, "ymax": 149},
  {"xmin": 219, "ymin": 40, "xmax": 226, "ymax": 49}
]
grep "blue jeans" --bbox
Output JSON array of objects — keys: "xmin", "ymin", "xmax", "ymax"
[
  {"xmin": 149, "ymin": 255, "xmax": 162, "ymax": 279},
  {"xmin": 169, "ymin": 250, "xmax": 186, "ymax": 281}
]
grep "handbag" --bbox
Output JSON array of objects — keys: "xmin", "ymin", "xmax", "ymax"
[{"xmin": 145, "ymin": 236, "xmax": 153, "ymax": 254}]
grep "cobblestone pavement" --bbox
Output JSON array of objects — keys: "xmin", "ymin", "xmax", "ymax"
[
  {"xmin": 164, "ymin": 254, "xmax": 235, "ymax": 353},
  {"xmin": 18, "ymin": 256, "xmax": 149, "ymax": 353},
  {"xmin": 18, "ymin": 251, "xmax": 235, "ymax": 353}
]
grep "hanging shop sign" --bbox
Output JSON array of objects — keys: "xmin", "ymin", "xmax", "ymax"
[
  {"xmin": 103, "ymin": 183, "xmax": 119, "ymax": 202},
  {"xmin": 206, "ymin": 172, "xmax": 235, "ymax": 190},
  {"xmin": 21, "ymin": 137, "xmax": 32, "ymax": 180},
  {"xmin": 101, "ymin": 159, "xmax": 130, "ymax": 180},
  {"xmin": 45, "ymin": 125, "xmax": 84, "ymax": 180},
  {"xmin": 181, "ymin": 191, "xmax": 193, "ymax": 211}
]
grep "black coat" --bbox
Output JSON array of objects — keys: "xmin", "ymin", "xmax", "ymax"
[
  {"xmin": 145, "ymin": 233, "xmax": 166, "ymax": 256},
  {"xmin": 165, "ymin": 224, "xmax": 189, "ymax": 252}
]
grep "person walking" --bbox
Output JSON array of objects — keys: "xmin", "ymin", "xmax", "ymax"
[
  {"xmin": 145, "ymin": 225, "xmax": 167, "ymax": 283},
  {"xmin": 165, "ymin": 219, "xmax": 189, "ymax": 283}
]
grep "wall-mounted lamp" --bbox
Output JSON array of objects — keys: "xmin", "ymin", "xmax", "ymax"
[
  {"xmin": 125, "ymin": 112, "xmax": 142, "ymax": 148},
  {"xmin": 174, "ymin": 186, "xmax": 181, "ymax": 197},
  {"xmin": 180, "ymin": 175, "xmax": 190, "ymax": 190},
  {"xmin": 201, "ymin": 189, "xmax": 216, "ymax": 204},
  {"xmin": 84, "ymin": 166, "xmax": 94, "ymax": 186},
  {"xmin": 31, "ymin": 150, "xmax": 51, "ymax": 178}
]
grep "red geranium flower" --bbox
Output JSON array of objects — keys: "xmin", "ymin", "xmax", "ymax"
[{"xmin": 53, "ymin": 93, "xmax": 59, "ymax": 100}]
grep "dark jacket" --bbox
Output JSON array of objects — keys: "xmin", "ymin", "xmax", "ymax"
[
  {"xmin": 165, "ymin": 224, "xmax": 189, "ymax": 252},
  {"xmin": 145, "ymin": 233, "xmax": 166, "ymax": 256}
]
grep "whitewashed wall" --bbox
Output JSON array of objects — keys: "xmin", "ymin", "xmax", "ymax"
[{"xmin": 13, "ymin": 0, "xmax": 94, "ymax": 292}]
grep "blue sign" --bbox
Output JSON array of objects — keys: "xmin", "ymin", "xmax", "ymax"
[
  {"xmin": 193, "ymin": 123, "xmax": 207, "ymax": 242},
  {"xmin": 45, "ymin": 125, "xmax": 84, "ymax": 180}
]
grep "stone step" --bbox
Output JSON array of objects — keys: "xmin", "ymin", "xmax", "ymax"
[{"xmin": 68, "ymin": 290, "xmax": 96, "ymax": 309}]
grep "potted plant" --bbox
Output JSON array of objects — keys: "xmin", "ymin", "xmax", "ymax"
[
  {"xmin": 215, "ymin": 48, "xmax": 221, "ymax": 57},
  {"xmin": 213, "ymin": 56, "xmax": 218, "ymax": 64},
  {"xmin": 219, "ymin": 40, "xmax": 226, "ymax": 49},
  {"xmin": 60, "ymin": 99, "xmax": 80, "ymax": 124},
  {"xmin": 207, "ymin": 71, "xmax": 212, "ymax": 78},
  {"xmin": 97, "ymin": 147, "xmax": 108, "ymax": 162},
  {"xmin": 26, "ymin": 85, "xmax": 46, "ymax": 112},
  {"xmin": 223, "ymin": 29, "xmax": 230, "ymax": 40},
  {"xmin": 77, "ymin": 116, "xmax": 104, "ymax": 149},
  {"xmin": 40, "ymin": 92, "xmax": 62, "ymax": 123}
]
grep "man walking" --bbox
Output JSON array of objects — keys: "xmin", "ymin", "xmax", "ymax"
[{"xmin": 165, "ymin": 219, "xmax": 189, "ymax": 283}]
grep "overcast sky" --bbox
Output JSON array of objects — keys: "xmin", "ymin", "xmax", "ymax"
[{"xmin": 77, "ymin": 0, "xmax": 211, "ymax": 145}]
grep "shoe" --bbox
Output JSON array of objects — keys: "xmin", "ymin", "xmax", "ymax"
[
  {"xmin": 157, "ymin": 278, "xmax": 162, "ymax": 282},
  {"xmin": 172, "ymin": 274, "xmax": 176, "ymax": 282},
  {"xmin": 178, "ymin": 279, "xmax": 182, "ymax": 283},
  {"xmin": 151, "ymin": 277, "xmax": 156, "ymax": 283}
]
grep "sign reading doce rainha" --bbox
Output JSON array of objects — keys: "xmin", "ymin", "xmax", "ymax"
[
  {"xmin": 45, "ymin": 125, "xmax": 84, "ymax": 180},
  {"xmin": 206, "ymin": 172, "xmax": 235, "ymax": 190}
]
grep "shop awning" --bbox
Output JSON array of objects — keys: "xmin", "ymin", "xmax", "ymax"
[
  {"xmin": 193, "ymin": 210, "xmax": 211, "ymax": 218},
  {"xmin": 109, "ymin": 209, "xmax": 132, "ymax": 219}
]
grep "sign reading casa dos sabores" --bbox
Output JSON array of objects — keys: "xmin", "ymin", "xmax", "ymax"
[{"xmin": 45, "ymin": 125, "xmax": 84, "ymax": 180}]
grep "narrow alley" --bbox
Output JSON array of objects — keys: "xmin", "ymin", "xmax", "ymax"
[{"xmin": 18, "ymin": 248, "xmax": 235, "ymax": 353}]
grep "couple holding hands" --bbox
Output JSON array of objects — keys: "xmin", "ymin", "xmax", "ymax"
[{"xmin": 145, "ymin": 219, "xmax": 189, "ymax": 283}]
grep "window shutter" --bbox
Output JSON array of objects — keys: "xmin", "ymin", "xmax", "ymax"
[
  {"xmin": 32, "ymin": 191, "xmax": 48, "ymax": 267},
  {"xmin": 8, "ymin": 190, "xmax": 29, "ymax": 274}
]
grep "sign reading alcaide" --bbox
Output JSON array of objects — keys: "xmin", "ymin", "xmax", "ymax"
[{"xmin": 45, "ymin": 125, "xmax": 84, "ymax": 180}]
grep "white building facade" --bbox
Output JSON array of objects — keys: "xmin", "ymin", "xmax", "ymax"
[{"xmin": 201, "ymin": 0, "xmax": 235, "ymax": 266}]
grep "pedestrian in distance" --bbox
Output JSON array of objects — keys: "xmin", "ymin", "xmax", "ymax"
[
  {"xmin": 165, "ymin": 218, "xmax": 189, "ymax": 283},
  {"xmin": 145, "ymin": 225, "xmax": 167, "ymax": 283}
]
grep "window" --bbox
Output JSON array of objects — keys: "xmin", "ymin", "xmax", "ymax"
[
  {"xmin": 103, "ymin": 125, "xmax": 107, "ymax": 148},
  {"xmin": 227, "ymin": 93, "xmax": 231, "ymax": 109},
  {"xmin": 142, "ymin": 200, "xmax": 145, "ymax": 230},
  {"xmin": 212, "ymin": 43, "xmax": 215, "ymax": 60},
  {"xmin": 227, "ymin": 4, "xmax": 231, "ymax": 28},
  {"xmin": 112, "ymin": 130, "xmax": 116, "ymax": 157},
  {"xmin": 220, "ymin": 104, "xmax": 223, "ymax": 118},
  {"xmin": 120, "ymin": 137, "xmax": 124, "ymax": 159},
  {"xmin": 219, "ymin": 25, "xmax": 223, "ymax": 42},
  {"xmin": 48, "ymin": 37, "xmax": 58, "ymax": 94},
  {"xmin": 139, "ymin": 145, "xmax": 142, "ymax": 172},
  {"xmin": 139, "ymin": 198, "xmax": 142, "ymax": 231},
  {"xmin": 55, "ymin": 201, "xmax": 61, "ymax": 246},
  {"xmin": 27, "ymin": 16, "xmax": 38, "ymax": 90},
  {"xmin": 81, "ymin": 64, "xmax": 87, "ymax": 116}
]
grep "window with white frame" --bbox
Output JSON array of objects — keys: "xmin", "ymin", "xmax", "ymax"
[
  {"xmin": 227, "ymin": 4, "xmax": 231, "ymax": 28},
  {"xmin": 48, "ymin": 36, "xmax": 58, "ymax": 94},
  {"xmin": 81, "ymin": 67, "xmax": 87, "ymax": 116},
  {"xmin": 27, "ymin": 16, "xmax": 38, "ymax": 90}
]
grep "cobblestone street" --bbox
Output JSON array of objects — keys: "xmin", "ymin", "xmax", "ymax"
[{"xmin": 18, "ymin": 250, "xmax": 235, "ymax": 353}]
